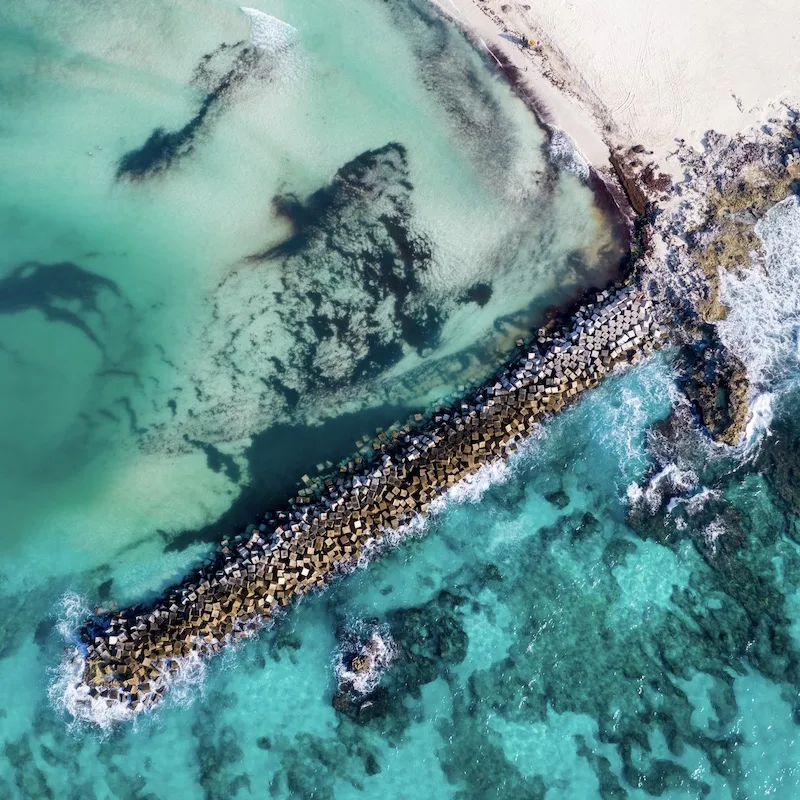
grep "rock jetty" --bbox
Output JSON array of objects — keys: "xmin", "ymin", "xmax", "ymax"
[{"xmin": 74, "ymin": 282, "xmax": 665, "ymax": 715}]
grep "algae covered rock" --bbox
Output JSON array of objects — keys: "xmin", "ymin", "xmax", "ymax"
[{"xmin": 675, "ymin": 324, "xmax": 750, "ymax": 445}]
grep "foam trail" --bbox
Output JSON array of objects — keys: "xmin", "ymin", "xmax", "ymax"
[
  {"xmin": 241, "ymin": 7, "xmax": 298, "ymax": 53},
  {"xmin": 627, "ymin": 464, "xmax": 698, "ymax": 515},
  {"xmin": 701, "ymin": 516, "xmax": 728, "ymax": 555},
  {"xmin": 744, "ymin": 391, "xmax": 774, "ymax": 447},
  {"xmin": 55, "ymin": 591, "xmax": 90, "ymax": 643},
  {"xmin": 666, "ymin": 486, "xmax": 721, "ymax": 516}
]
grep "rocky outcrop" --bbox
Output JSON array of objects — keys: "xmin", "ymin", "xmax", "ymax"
[
  {"xmin": 675, "ymin": 325, "xmax": 750, "ymax": 445},
  {"xmin": 633, "ymin": 117, "xmax": 800, "ymax": 445}
]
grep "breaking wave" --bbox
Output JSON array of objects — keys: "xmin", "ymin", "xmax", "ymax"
[
  {"xmin": 548, "ymin": 130, "xmax": 590, "ymax": 181},
  {"xmin": 333, "ymin": 622, "xmax": 397, "ymax": 696},
  {"xmin": 744, "ymin": 390, "xmax": 775, "ymax": 447},
  {"xmin": 627, "ymin": 463, "xmax": 699, "ymax": 515},
  {"xmin": 49, "ymin": 592, "xmax": 136, "ymax": 731},
  {"xmin": 717, "ymin": 196, "xmax": 800, "ymax": 389},
  {"xmin": 240, "ymin": 6, "xmax": 304, "ymax": 83},
  {"xmin": 701, "ymin": 516, "xmax": 729, "ymax": 555},
  {"xmin": 241, "ymin": 7, "xmax": 298, "ymax": 53},
  {"xmin": 50, "ymin": 444, "xmax": 526, "ymax": 729},
  {"xmin": 584, "ymin": 357, "xmax": 681, "ymax": 486},
  {"xmin": 354, "ymin": 425, "xmax": 556, "ymax": 568},
  {"xmin": 49, "ymin": 592, "xmax": 210, "ymax": 731},
  {"xmin": 666, "ymin": 486, "xmax": 722, "ymax": 517}
]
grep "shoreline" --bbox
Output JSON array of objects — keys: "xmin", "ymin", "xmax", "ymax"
[
  {"xmin": 441, "ymin": 0, "xmax": 800, "ymax": 165},
  {"xmin": 427, "ymin": 0, "xmax": 647, "ymax": 231},
  {"xmin": 429, "ymin": 0, "xmax": 800, "ymax": 209},
  {"xmin": 428, "ymin": 0, "xmax": 610, "ymax": 169}
]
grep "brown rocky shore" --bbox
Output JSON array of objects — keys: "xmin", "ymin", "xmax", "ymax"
[{"xmin": 624, "ymin": 119, "xmax": 800, "ymax": 443}]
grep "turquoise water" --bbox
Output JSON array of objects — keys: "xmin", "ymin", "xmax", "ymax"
[
  {"xmin": 0, "ymin": 0, "xmax": 622, "ymax": 563},
  {"xmin": 5, "ymin": 352, "xmax": 800, "ymax": 799},
  {"xmin": 2, "ymin": 0, "xmax": 800, "ymax": 796}
]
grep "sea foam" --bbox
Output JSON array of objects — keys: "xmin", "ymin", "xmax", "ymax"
[
  {"xmin": 241, "ymin": 7, "xmax": 298, "ymax": 53},
  {"xmin": 333, "ymin": 622, "xmax": 397, "ymax": 696},
  {"xmin": 717, "ymin": 196, "xmax": 800, "ymax": 389},
  {"xmin": 354, "ymin": 450, "xmax": 522, "ymax": 569},
  {"xmin": 549, "ymin": 130, "xmax": 591, "ymax": 181},
  {"xmin": 743, "ymin": 390, "xmax": 775, "ymax": 448},
  {"xmin": 627, "ymin": 463, "xmax": 699, "ymax": 515}
]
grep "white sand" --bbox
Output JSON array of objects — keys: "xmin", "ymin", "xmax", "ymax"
[
  {"xmin": 430, "ymin": 0, "xmax": 613, "ymax": 167},
  {"xmin": 432, "ymin": 0, "xmax": 800, "ymax": 169}
]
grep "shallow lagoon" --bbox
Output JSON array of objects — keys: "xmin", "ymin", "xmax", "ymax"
[{"xmin": 0, "ymin": 0, "xmax": 622, "ymax": 566}]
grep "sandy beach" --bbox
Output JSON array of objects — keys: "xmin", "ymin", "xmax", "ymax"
[
  {"xmin": 431, "ymin": 0, "xmax": 800, "ymax": 445},
  {"xmin": 431, "ymin": 0, "xmax": 800, "ymax": 172}
]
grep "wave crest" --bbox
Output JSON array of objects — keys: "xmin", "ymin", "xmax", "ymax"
[
  {"xmin": 626, "ymin": 463, "xmax": 699, "ymax": 515},
  {"xmin": 549, "ymin": 130, "xmax": 590, "ymax": 181}
]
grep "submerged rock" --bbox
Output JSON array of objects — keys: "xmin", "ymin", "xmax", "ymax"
[
  {"xmin": 544, "ymin": 489, "xmax": 570, "ymax": 509},
  {"xmin": 333, "ymin": 621, "xmax": 396, "ymax": 697},
  {"xmin": 756, "ymin": 395, "xmax": 800, "ymax": 522}
]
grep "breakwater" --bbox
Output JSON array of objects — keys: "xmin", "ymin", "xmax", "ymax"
[{"xmin": 73, "ymin": 282, "xmax": 665, "ymax": 716}]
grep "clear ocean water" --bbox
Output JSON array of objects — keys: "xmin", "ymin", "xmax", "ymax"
[{"xmin": 2, "ymin": 0, "xmax": 800, "ymax": 797}]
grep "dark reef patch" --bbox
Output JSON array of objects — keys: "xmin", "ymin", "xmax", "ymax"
[
  {"xmin": 544, "ymin": 488, "xmax": 570, "ymax": 509},
  {"xmin": 117, "ymin": 41, "xmax": 262, "ymax": 180},
  {"xmin": 97, "ymin": 368, "xmax": 143, "ymax": 389},
  {"xmin": 756, "ymin": 390, "xmax": 800, "ymax": 523},
  {"xmin": 0, "ymin": 578, "xmax": 65, "ymax": 662},
  {"xmin": 460, "ymin": 281, "xmax": 493, "ymax": 307},
  {"xmin": 331, "ymin": 590, "xmax": 469, "ymax": 739},
  {"xmin": 97, "ymin": 578, "xmax": 114, "ymax": 601},
  {"xmin": 164, "ymin": 403, "xmax": 413, "ymax": 552},
  {"xmin": 190, "ymin": 690, "xmax": 247, "ymax": 800},
  {"xmin": 0, "ymin": 261, "xmax": 123, "ymax": 352},
  {"xmin": 5, "ymin": 736, "xmax": 53, "ymax": 800},
  {"xmin": 33, "ymin": 615, "xmax": 56, "ymax": 648},
  {"xmin": 244, "ymin": 142, "xmax": 444, "ymax": 385},
  {"xmin": 619, "ymin": 390, "xmax": 800, "ymax": 794},
  {"xmin": 675, "ymin": 324, "xmax": 750, "ymax": 446},
  {"xmin": 439, "ymin": 696, "xmax": 548, "ymax": 799},
  {"xmin": 115, "ymin": 396, "xmax": 147, "ymax": 437}
]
